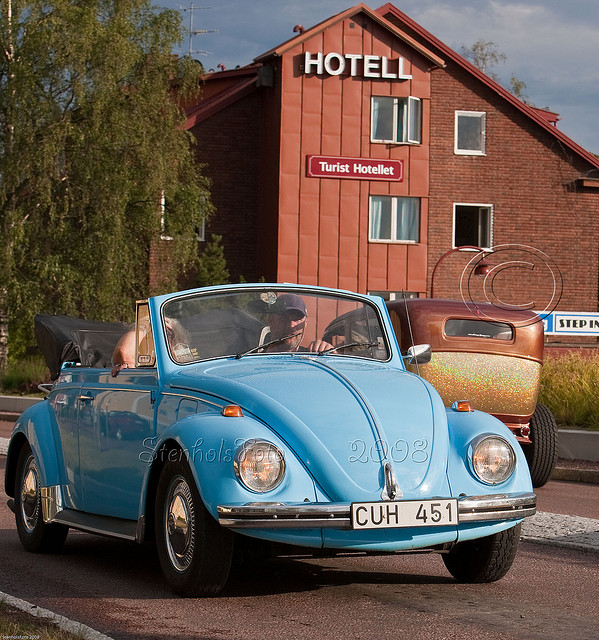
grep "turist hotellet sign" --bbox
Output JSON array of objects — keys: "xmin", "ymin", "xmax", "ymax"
[{"xmin": 307, "ymin": 155, "xmax": 403, "ymax": 182}]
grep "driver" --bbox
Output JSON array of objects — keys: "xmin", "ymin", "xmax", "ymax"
[{"xmin": 264, "ymin": 293, "xmax": 332, "ymax": 353}]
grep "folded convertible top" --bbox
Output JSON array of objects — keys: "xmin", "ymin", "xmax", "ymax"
[{"xmin": 34, "ymin": 314, "xmax": 131, "ymax": 379}]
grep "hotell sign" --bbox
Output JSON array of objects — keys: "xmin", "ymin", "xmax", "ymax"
[
  {"xmin": 303, "ymin": 51, "xmax": 412, "ymax": 80},
  {"xmin": 307, "ymin": 155, "xmax": 403, "ymax": 181}
]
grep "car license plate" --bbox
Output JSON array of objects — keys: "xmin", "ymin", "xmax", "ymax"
[{"xmin": 351, "ymin": 499, "xmax": 458, "ymax": 530}]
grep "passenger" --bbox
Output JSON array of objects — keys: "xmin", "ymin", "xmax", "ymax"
[
  {"xmin": 111, "ymin": 326, "xmax": 136, "ymax": 376},
  {"xmin": 264, "ymin": 293, "xmax": 333, "ymax": 353},
  {"xmin": 111, "ymin": 317, "xmax": 191, "ymax": 376}
]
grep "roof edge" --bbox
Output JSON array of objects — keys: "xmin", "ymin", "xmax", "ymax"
[
  {"xmin": 376, "ymin": 2, "xmax": 599, "ymax": 171},
  {"xmin": 185, "ymin": 72, "xmax": 259, "ymax": 129},
  {"xmin": 254, "ymin": 3, "xmax": 445, "ymax": 69}
]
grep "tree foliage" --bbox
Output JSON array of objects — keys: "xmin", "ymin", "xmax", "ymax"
[
  {"xmin": 461, "ymin": 39, "xmax": 506, "ymax": 78},
  {"xmin": 0, "ymin": 0, "xmax": 213, "ymax": 360},
  {"xmin": 461, "ymin": 39, "xmax": 532, "ymax": 105},
  {"xmin": 196, "ymin": 234, "xmax": 229, "ymax": 288}
]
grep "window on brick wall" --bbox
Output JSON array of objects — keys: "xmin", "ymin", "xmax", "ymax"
[
  {"xmin": 455, "ymin": 111, "xmax": 486, "ymax": 155},
  {"xmin": 369, "ymin": 196, "xmax": 420, "ymax": 243},
  {"xmin": 371, "ymin": 96, "xmax": 422, "ymax": 144},
  {"xmin": 453, "ymin": 204, "xmax": 492, "ymax": 248}
]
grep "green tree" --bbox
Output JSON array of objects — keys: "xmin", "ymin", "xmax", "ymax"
[
  {"xmin": 461, "ymin": 39, "xmax": 506, "ymax": 79},
  {"xmin": 0, "ymin": 0, "xmax": 213, "ymax": 364},
  {"xmin": 461, "ymin": 39, "xmax": 532, "ymax": 104},
  {"xmin": 196, "ymin": 234, "xmax": 229, "ymax": 287}
]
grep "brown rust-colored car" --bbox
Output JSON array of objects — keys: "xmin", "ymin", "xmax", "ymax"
[{"xmin": 386, "ymin": 298, "xmax": 557, "ymax": 487}]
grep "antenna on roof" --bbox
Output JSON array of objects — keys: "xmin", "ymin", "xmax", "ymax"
[{"xmin": 178, "ymin": 3, "xmax": 219, "ymax": 58}]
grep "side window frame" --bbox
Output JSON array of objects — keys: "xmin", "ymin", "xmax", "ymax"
[
  {"xmin": 453, "ymin": 203, "xmax": 493, "ymax": 249},
  {"xmin": 454, "ymin": 111, "xmax": 486, "ymax": 155},
  {"xmin": 369, "ymin": 195, "xmax": 421, "ymax": 244},
  {"xmin": 371, "ymin": 96, "xmax": 422, "ymax": 144},
  {"xmin": 135, "ymin": 301, "xmax": 156, "ymax": 368}
]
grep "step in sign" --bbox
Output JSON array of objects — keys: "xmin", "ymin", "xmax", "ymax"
[{"xmin": 541, "ymin": 312, "xmax": 599, "ymax": 336}]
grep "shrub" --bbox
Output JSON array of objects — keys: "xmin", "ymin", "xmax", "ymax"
[
  {"xmin": 539, "ymin": 351, "xmax": 599, "ymax": 429},
  {"xmin": 0, "ymin": 356, "xmax": 50, "ymax": 395}
]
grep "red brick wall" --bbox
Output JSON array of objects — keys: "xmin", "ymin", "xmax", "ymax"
[
  {"xmin": 427, "ymin": 63, "xmax": 599, "ymax": 312},
  {"xmin": 190, "ymin": 91, "xmax": 263, "ymax": 282}
]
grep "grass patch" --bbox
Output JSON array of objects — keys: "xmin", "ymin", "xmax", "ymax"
[
  {"xmin": 0, "ymin": 356, "xmax": 50, "ymax": 395},
  {"xmin": 539, "ymin": 351, "xmax": 599, "ymax": 429},
  {"xmin": 0, "ymin": 601, "xmax": 86, "ymax": 639}
]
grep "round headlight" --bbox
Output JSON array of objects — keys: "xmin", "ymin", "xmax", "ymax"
[
  {"xmin": 470, "ymin": 435, "xmax": 516, "ymax": 485},
  {"xmin": 234, "ymin": 440, "xmax": 286, "ymax": 493}
]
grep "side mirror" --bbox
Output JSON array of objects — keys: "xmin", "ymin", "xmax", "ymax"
[{"xmin": 403, "ymin": 344, "xmax": 431, "ymax": 365}]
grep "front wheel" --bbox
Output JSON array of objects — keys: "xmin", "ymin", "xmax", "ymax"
[
  {"xmin": 14, "ymin": 445, "xmax": 68, "ymax": 553},
  {"xmin": 525, "ymin": 403, "xmax": 558, "ymax": 487},
  {"xmin": 155, "ymin": 458, "xmax": 233, "ymax": 597},
  {"xmin": 442, "ymin": 523, "xmax": 521, "ymax": 583}
]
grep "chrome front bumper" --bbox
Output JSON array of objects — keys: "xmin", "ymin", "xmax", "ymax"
[{"xmin": 218, "ymin": 492, "xmax": 536, "ymax": 529}]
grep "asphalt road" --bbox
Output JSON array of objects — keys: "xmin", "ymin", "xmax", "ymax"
[{"xmin": 1, "ymin": 452, "xmax": 598, "ymax": 640}]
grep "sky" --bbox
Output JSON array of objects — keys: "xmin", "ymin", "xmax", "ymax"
[{"xmin": 157, "ymin": 1, "xmax": 599, "ymax": 155}]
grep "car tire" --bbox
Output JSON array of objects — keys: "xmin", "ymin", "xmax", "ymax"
[
  {"xmin": 155, "ymin": 458, "xmax": 233, "ymax": 597},
  {"xmin": 442, "ymin": 523, "xmax": 521, "ymax": 583},
  {"xmin": 525, "ymin": 403, "xmax": 558, "ymax": 488},
  {"xmin": 14, "ymin": 444, "xmax": 68, "ymax": 553}
]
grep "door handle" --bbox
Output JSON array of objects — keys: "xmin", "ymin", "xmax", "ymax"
[{"xmin": 77, "ymin": 393, "xmax": 94, "ymax": 402}]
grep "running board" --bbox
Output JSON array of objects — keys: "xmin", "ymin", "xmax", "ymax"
[{"xmin": 51, "ymin": 509, "xmax": 143, "ymax": 542}]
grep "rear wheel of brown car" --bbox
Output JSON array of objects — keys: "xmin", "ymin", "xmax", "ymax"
[
  {"xmin": 155, "ymin": 458, "xmax": 233, "ymax": 597},
  {"xmin": 442, "ymin": 523, "xmax": 521, "ymax": 583},
  {"xmin": 525, "ymin": 403, "xmax": 558, "ymax": 487}
]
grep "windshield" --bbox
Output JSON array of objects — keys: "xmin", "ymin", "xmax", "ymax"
[{"xmin": 161, "ymin": 288, "xmax": 390, "ymax": 364}]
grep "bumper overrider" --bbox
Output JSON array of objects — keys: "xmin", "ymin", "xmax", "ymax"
[{"xmin": 217, "ymin": 492, "xmax": 536, "ymax": 529}]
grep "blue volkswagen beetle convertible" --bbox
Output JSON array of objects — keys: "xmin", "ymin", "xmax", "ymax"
[{"xmin": 5, "ymin": 284, "xmax": 536, "ymax": 596}]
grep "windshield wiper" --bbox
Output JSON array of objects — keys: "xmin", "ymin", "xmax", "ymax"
[
  {"xmin": 317, "ymin": 341, "xmax": 378, "ymax": 356},
  {"xmin": 235, "ymin": 333, "xmax": 301, "ymax": 359}
]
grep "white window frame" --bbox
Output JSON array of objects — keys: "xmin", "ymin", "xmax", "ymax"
[
  {"xmin": 371, "ymin": 96, "xmax": 422, "ymax": 145},
  {"xmin": 454, "ymin": 111, "xmax": 486, "ymax": 155},
  {"xmin": 369, "ymin": 195, "xmax": 420, "ymax": 244},
  {"xmin": 452, "ymin": 203, "xmax": 493, "ymax": 250}
]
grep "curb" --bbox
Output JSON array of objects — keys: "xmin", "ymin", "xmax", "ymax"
[
  {"xmin": 0, "ymin": 590, "xmax": 114, "ymax": 640},
  {"xmin": 558, "ymin": 428, "xmax": 599, "ymax": 462},
  {"xmin": 0, "ymin": 395, "xmax": 41, "ymax": 414},
  {"xmin": 521, "ymin": 511, "xmax": 599, "ymax": 553},
  {"xmin": 551, "ymin": 465, "xmax": 599, "ymax": 485}
]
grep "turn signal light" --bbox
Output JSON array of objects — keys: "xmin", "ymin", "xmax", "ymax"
[
  {"xmin": 222, "ymin": 405, "xmax": 244, "ymax": 417},
  {"xmin": 452, "ymin": 400, "xmax": 474, "ymax": 412}
]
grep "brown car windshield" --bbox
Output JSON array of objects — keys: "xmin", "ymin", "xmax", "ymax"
[{"xmin": 444, "ymin": 318, "xmax": 514, "ymax": 341}]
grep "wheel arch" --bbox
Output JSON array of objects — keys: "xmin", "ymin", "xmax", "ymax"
[
  {"xmin": 5, "ymin": 402, "xmax": 65, "ymax": 496},
  {"xmin": 4, "ymin": 431, "xmax": 29, "ymax": 498},
  {"xmin": 142, "ymin": 437, "xmax": 182, "ymax": 541}
]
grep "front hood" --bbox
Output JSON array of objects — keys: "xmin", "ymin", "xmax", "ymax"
[{"xmin": 171, "ymin": 355, "xmax": 450, "ymax": 502}]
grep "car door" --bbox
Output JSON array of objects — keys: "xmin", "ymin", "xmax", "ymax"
[
  {"xmin": 48, "ymin": 377, "xmax": 85, "ymax": 510},
  {"xmin": 77, "ymin": 370, "xmax": 158, "ymax": 520}
]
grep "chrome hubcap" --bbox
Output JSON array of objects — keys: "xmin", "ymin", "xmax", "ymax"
[
  {"xmin": 21, "ymin": 456, "xmax": 40, "ymax": 533},
  {"xmin": 165, "ymin": 477, "xmax": 195, "ymax": 572}
]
